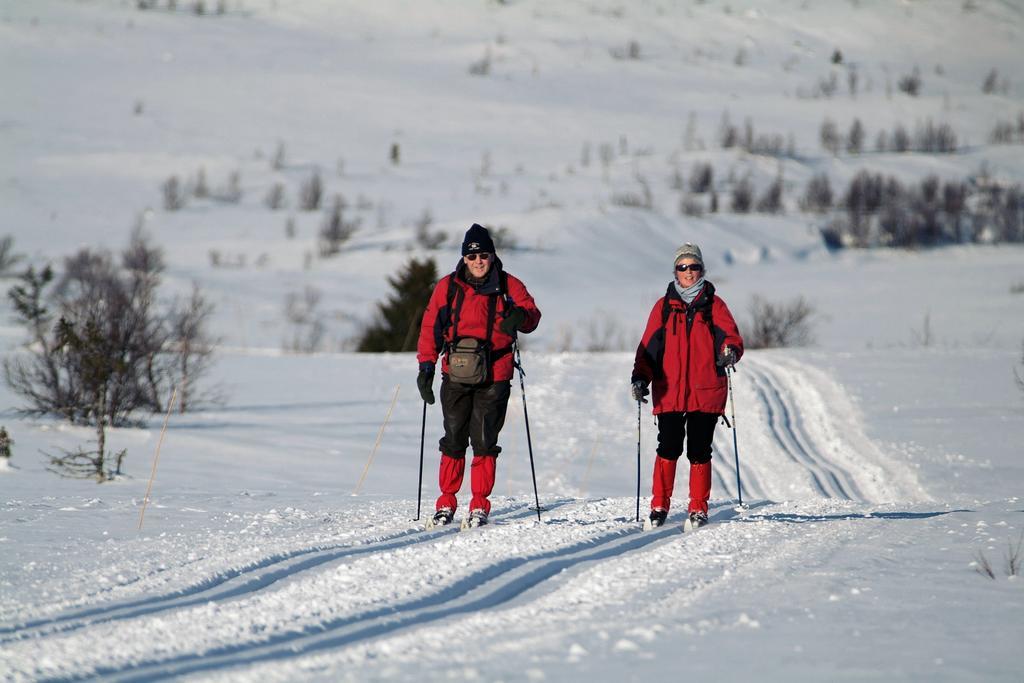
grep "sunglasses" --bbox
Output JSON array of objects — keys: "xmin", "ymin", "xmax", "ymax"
[
  {"xmin": 465, "ymin": 253, "xmax": 491, "ymax": 262},
  {"xmin": 675, "ymin": 263, "xmax": 703, "ymax": 272}
]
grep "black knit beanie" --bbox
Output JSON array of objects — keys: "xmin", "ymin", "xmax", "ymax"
[{"xmin": 461, "ymin": 223, "xmax": 495, "ymax": 255}]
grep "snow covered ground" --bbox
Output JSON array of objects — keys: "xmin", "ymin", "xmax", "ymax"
[{"xmin": 2, "ymin": 1, "xmax": 1024, "ymax": 681}]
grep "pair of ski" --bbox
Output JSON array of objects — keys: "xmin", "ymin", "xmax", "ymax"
[
  {"xmin": 424, "ymin": 515, "xmax": 487, "ymax": 532},
  {"xmin": 643, "ymin": 515, "xmax": 708, "ymax": 533}
]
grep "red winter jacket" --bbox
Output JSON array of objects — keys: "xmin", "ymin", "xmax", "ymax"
[
  {"xmin": 417, "ymin": 258, "xmax": 541, "ymax": 382},
  {"xmin": 632, "ymin": 281, "xmax": 743, "ymax": 415}
]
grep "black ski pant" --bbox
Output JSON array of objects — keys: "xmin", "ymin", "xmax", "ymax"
[
  {"xmin": 656, "ymin": 411, "xmax": 718, "ymax": 464},
  {"xmin": 438, "ymin": 376, "xmax": 512, "ymax": 458}
]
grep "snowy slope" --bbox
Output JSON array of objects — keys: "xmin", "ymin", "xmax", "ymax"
[{"xmin": 2, "ymin": 1, "xmax": 1024, "ymax": 681}]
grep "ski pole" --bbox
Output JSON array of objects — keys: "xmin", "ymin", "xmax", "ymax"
[
  {"xmin": 636, "ymin": 399, "xmax": 641, "ymax": 523},
  {"xmin": 514, "ymin": 341, "xmax": 542, "ymax": 522},
  {"xmin": 415, "ymin": 399, "xmax": 426, "ymax": 521},
  {"xmin": 726, "ymin": 366, "xmax": 744, "ymax": 507}
]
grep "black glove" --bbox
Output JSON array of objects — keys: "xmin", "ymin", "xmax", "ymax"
[
  {"xmin": 499, "ymin": 306, "xmax": 528, "ymax": 336},
  {"xmin": 631, "ymin": 380, "xmax": 649, "ymax": 403},
  {"xmin": 717, "ymin": 345, "xmax": 739, "ymax": 368},
  {"xmin": 417, "ymin": 362, "xmax": 435, "ymax": 404}
]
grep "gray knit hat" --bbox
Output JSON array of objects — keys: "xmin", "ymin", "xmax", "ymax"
[{"xmin": 673, "ymin": 242, "xmax": 703, "ymax": 265}]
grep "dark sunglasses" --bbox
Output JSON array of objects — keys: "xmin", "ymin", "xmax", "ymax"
[
  {"xmin": 675, "ymin": 263, "xmax": 703, "ymax": 272},
  {"xmin": 465, "ymin": 253, "xmax": 491, "ymax": 262}
]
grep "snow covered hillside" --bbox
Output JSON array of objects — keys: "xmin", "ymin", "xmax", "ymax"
[{"xmin": 2, "ymin": 1, "xmax": 1023, "ymax": 681}]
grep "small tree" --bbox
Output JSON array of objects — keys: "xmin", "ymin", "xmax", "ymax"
[
  {"xmin": 0, "ymin": 427, "xmax": 12, "ymax": 460},
  {"xmin": 299, "ymin": 172, "xmax": 323, "ymax": 211},
  {"xmin": 801, "ymin": 173, "xmax": 833, "ymax": 213},
  {"xmin": 731, "ymin": 176, "xmax": 753, "ymax": 213},
  {"xmin": 357, "ymin": 258, "xmax": 438, "ymax": 352},
  {"xmin": 847, "ymin": 118, "xmax": 865, "ymax": 154},
  {"xmin": 318, "ymin": 195, "xmax": 360, "ymax": 257},
  {"xmin": 820, "ymin": 118, "xmax": 841, "ymax": 156},
  {"xmin": 0, "ymin": 236, "xmax": 24, "ymax": 277}
]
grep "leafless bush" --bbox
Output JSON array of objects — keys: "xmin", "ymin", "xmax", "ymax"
[
  {"xmin": 897, "ymin": 67, "xmax": 921, "ymax": 96},
  {"xmin": 299, "ymin": 172, "xmax": 323, "ymax": 211},
  {"xmin": 847, "ymin": 119, "xmax": 865, "ymax": 154},
  {"xmin": 719, "ymin": 114, "xmax": 739, "ymax": 149},
  {"xmin": 689, "ymin": 162, "xmax": 714, "ymax": 194},
  {"xmin": 820, "ymin": 118, "xmax": 840, "ymax": 156},
  {"xmin": 680, "ymin": 194, "xmax": 705, "ymax": 217},
  {"xmin": 611, "ymin": 177, "xmax": 653, "ymax": 210},
  {"xmin": 891, "ymin": 124, "xmax": 911, "ymax": 152},
  {"xmin": 264, "ymin": 182, "xmax": 287, "ymax": 210},
  {"xmin": 283, "ymin": 286, "xmax": 326, "ymax": 353},
  {"xmin": 914, "ymin": 120, "xmax": 957, "ymax": 153},
  {"xmin": 4, "ymin": 231, "xmax": 215, "ymax": 479},
  {"xmin": 271, "ymin": 141, "xmax": 286, "ymax": 170},
  {"xmin": 162, "ymin": 175, "xmax": 186, "ymax": 211},
  {"xmin": 982, "ymin": 67, "xmax": 999, "ymax": 94},
  {"xmin": 414, "ymin": 209, "xmax": 447, "ymax": 250},
  {"xmin": 0, "ymin": 236, "xmax": 24, "ymax": 277},
  {"xmin": 489, "ymin": 225, "xmax": 517, "ymax": 251},
  {"xmin": 974, "ymin": 550, "xmax": 996, "ymax": 579},
  {"xmin": 214, "ymin": 170, "xmax": 243, "ymax": 203},
  {"xmin": 800, "ymin": 173, "xmax": 833, "ymax": 213},
  {"xmin": 582, "ymin": 310, "xmax": 629, "ymax": 351},
  {"xmin": 193, "ymin": 167, "xmax": 210, "ymax": 198},
  {"xmin": 468, "ymin": 48, "xmax": 492, "ymax": 76},
  {"xmin": 318, "ymin": 194, "xmax": 360, "ymax": 257},
  {"xmin": 745, "ymin": 295, "xmax": 816, "ymax": 349},
  {"xmin": 610, "ymin": 40, "xmax": 641, "ymax": 60},
  {"xmin": 730, "ymin": 176, "xmax": 753, "ymax": 213},
  {"xmin": 755, "ymin": 176, "xmax": 784, "ymax": 214}
]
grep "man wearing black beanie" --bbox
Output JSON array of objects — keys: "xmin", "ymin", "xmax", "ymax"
[{"xmin": 416, "ymin": 223, "xmax": 541, "ymax": 529}]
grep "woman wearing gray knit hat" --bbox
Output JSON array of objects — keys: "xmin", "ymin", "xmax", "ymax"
[{"xmin": 630, "ymin": 242, "xmax": 744, "ymax": 530}]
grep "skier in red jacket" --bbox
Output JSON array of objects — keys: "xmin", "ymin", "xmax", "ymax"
[
  {"xmin": 631, "ymin": 242, "xmax": 743, "ymax": 529},
  {"xmin": 416, "ymin": 224, "xmax": 541, "ymax": 528}
]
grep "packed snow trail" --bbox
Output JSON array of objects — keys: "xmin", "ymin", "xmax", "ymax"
[{"xmin": 1, "ymin": 354, "xmax": 931, "ymax": 682}]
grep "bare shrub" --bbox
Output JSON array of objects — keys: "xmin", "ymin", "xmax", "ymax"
[
  {"xmin": 730, "ymin": 175, "xmax": 753, "ymax": 213},
  {"xmin": 897, "ymin": 67, "xmax": 922, "ymax": 96},
  {"xmin": 271, "ymin": 141, "xmax": 286, "ymax": 170},
  {"xmin": 0, "ymin": 236, "xmax": 24, "ymax": 277},
  {"xmin": 582, "ymin": 310, "xmax": 628, "ymax": 351},
  {"xmin": 215, "ymin": 170, "xmax": 242, "ymax": 203},
  {"xmin": 719, "ymin": 113, "xmax": 739, "ymax": 149},
  {"xmin": 162, "ymin": 176, "xmax": 186, "ymax": 211},
  {"xmin": 820, "ymin": 118, "xmax": 840, "ymax": 156},
  {"xmin": 680, "ymin": 194, "xmax": 704, "ymax": 217},
  {"xmin": 982, "ymin": 68, "xmax": 999, "ymax": 94},
  {"xmin": 489, "ymin": 225, "xmax": 517, "ymax": 251},
  {"xmin": 611, "ymin": 41, "xmax": 641, "ymax": 60},
  {"xmin": 689, "ymin": 162, "xmax": 714, "ymax": 194},
  {"xmin": 4, "ymin": 231, "xmax": 215, "ymax": 479},
  {"xmin": 914, "ymin": 120, "xmax": 957, "ymax": 153},
  {"xmin": 468, "ymin": 48, "xmax": 492, "ymax": 76},
  {"xmin": 745, "ymin": 295, "xmax": 816, "ymax": 349},
  {"xmin": 800, "ymin": 173, "xmax": 833, "ymax": 213},
  {"xmin": 193, "ymin": 167, "xmax": 210, "ymax": 199},
  {"xmin": 611, "ymin": 180, "xmax": 653, "ymax": 210},
  {"xmin": 414, "ymin": 209, "xmax": 447, "ymax": 250},
  {"xmin": 891, "ymin": 124, "xmax": 911, "ymax": 152},
  {"xmin": 264, "ymin": 182, "xmax": 287, "ymax": 210},
  {"xmin": 283, "ymin": 286, "xmax": 326, "ymax": 353},
  {"xmin": 755, "ymin": 176, "xmax": 784, "ymax": 214},
  {"xmin": 847, "ymin": 119, "xmax": 865, "ymax": 154},
  {"xmin": 974, "ymin": 550, "xmax": 996, "ymax": 579},
  {"xmin": 318, "ymin": 195, "xmax": 360, "ymax": 257},
  {"xmin": 299, "ymin": 172, "xmax": 323, "ymax": 211}
]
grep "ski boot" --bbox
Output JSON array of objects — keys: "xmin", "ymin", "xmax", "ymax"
[
  {"xmin": 461, "ymin": 508, "xmax": 489, "ymax": 530},
  {"xmin": 643, "ymin": 508, "xmax": 668, "ymax": 531},
  {"xmin": 426, "ymin": 507, "xmax": 454, "ymax": 530},
  {"xmin": 683, "ymin": 510, "xmax": 708, "ymax": 532}
]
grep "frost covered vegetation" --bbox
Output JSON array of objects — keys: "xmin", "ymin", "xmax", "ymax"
[{"xmin": 1, "ymin": 0, "xmax": 1023, "ymax": 680}]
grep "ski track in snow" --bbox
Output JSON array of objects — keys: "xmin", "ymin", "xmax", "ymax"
[{"xmin": 2, "ymin": 355, "xmax": 927, "ymax": 681}]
